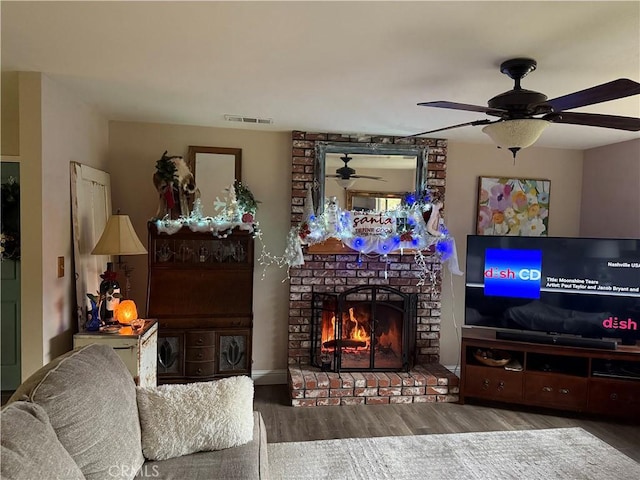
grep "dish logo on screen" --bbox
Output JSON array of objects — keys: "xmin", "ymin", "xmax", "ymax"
[{"xmin": 484, "ymin": 249, "xmax": 542, "ymax": 299}]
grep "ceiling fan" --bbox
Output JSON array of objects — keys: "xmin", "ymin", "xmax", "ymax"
[
  {"xmin": 411, "ymin": 58, "xmax": 640, "ymax": 157},
  {"xmin": 326, "ymin": 154, "xmax": 385, "ymax": 188}
]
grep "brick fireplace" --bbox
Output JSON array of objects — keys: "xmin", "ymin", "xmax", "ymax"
[{"xmin": 287, "ymin": 131, "xmax": 459, "ymax": 406}]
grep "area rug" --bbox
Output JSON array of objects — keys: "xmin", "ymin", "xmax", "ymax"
[{"xmin": 268, "ymin": 427, "xmax": 639, "ymax": 479}]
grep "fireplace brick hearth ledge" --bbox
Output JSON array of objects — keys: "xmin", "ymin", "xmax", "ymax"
[{"xmin": 288, "ymin": 364, "xmax": 459, "ymax": 407}]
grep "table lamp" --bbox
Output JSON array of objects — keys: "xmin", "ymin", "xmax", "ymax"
[{"xmin": 91, "ymin": 214, "xmax": 147, "ymax": 300}]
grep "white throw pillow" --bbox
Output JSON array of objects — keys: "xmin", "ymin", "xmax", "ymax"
[{"xmin": 136, "ymin": 376, "xmax": 254, "ymax": 461}]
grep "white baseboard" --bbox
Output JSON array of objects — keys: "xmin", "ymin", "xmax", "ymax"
[{"xmin": 252, "ymin": 369, "xmax": 288, "ymax": 385}]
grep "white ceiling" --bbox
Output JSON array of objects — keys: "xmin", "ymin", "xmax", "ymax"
[{"xmin": 2, "ymin": 1, "xmax": 639, "ymax": 150}]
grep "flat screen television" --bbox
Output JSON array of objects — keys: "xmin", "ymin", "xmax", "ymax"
[{"xmin": 465, "ymin": 236, "xmax": 640, "ymax": 348}]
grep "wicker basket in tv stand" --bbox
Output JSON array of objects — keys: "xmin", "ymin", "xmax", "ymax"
[{"xmin": 460, "ymin": 328, "xmax": 640, "ymax": 421}]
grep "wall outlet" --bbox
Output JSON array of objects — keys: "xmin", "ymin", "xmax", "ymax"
[{"xmin": 57, "ymin": 256, "xmax": 64, "ymax": 278}]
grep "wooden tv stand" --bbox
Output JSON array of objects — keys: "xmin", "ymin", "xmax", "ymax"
[{"xmin": 460, "ymin": 328, "xmax": 640, "ymax": 421}]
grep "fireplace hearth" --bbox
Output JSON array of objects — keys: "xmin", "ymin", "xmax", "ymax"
[{"xmin": 311, "ymin": 286, "xmax": 417, "ymax": 372}]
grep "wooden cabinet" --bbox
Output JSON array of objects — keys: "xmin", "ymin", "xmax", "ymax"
[
  {"xmin": 146, "ymin": 223, "xmax": 254, "ymax": 383},
  {"xmin": 73, "ymin": 320, "xmax": 158, "ymax": 387},
  {"xmin": 460, "ymin": 328, "xmax": 640, "ymax": 421}
]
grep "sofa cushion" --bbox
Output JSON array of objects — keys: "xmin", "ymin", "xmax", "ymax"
[
  {"xmin": 137, "ymin": 412, "xmax": 269, "ymax": 480},
  {"xmin": 136, "ymin": 376, "xmax": 254, "ymax": 461},
  {"xmin": 9, "ymin": 343, "xmax": 144, "ymax": 480},
  {"xmin": 1, "ymin": 401, "xmax": 85, "ymax": 480}
]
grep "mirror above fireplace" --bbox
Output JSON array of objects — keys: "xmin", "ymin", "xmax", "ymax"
[
  {"xmin": 346, "ymin": 189, "xmax": 405, "ymax": 211},
  {"xmin": 314, "ymin": 142, "xmax": 429, "ymax": 215}
]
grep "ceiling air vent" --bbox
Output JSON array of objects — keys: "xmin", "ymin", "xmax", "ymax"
[{"xmin": 224, "ymin": 114, "xmax": 273, "ymax": 125}]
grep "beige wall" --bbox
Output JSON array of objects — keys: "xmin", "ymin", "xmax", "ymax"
[
  {"xmin": 11, "ymin": 72, "xmax": 109, "ymax": 379},
  {"xmin": 1, "ymin": 71, "xmax": 20, "ymax": 156},
  {"xmin": 40, "ymin": 74, "xmax": 110, "ymax": 363},
  {"xmin": 107, "ymin": 122, "xmax": 292, "ymax": 375},
  {"xmin": 581, "ymin": 139, "xmax": 640, "ymax": 238},
  {"xmin": 16, "ymin": 72, "xmax": 44, "ymax": 378},
  {"xmin": 440, "ymin": 142, "xmax": 584, "ymax": 367}
]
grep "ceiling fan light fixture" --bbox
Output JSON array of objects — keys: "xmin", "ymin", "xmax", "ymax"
[
  {"xmin": 482, "ymin": 119, "xmax": 550, "ymax": 149},
  {"xmin": 335, "ymin": 178, "xmax": 357, "ymax": 189}
]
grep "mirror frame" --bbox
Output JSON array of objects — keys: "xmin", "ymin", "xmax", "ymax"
[
  {"xmin": 315, "ymin": 142, "xmax": 429, "ymax": 215},
  {"xmin": 346, "ymin": 189, "xmax": 405, "ymax": 211},
  {"xmin": 186, "ymin": 146, "xmax": 242, "ymax": 184}
]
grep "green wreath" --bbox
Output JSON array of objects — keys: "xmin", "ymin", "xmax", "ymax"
[{"xmin": 1, "ymin": 177, "xmax": 20, "ymax": 261}]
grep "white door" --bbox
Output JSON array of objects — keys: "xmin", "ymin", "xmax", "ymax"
[{"xmin": 70, "ymin": 163, "xmax": 112, "ymax": 332}]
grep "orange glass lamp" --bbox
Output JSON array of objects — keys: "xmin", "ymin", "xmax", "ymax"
[{"xmin": 114, "ymin": 300, "xmax": 138, "ymax": 325}]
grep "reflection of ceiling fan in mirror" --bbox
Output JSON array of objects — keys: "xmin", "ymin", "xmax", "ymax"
[
  {"xmin": 410, "ymin": 58, "xmax": 640, "ymax": 158},
  {"xmin": 326, "ymin": 154, "xmax": 385, "ymax": 189}
]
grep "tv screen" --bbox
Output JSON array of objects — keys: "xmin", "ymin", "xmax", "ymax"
[{"xmin": 465, "ymin": 236, "xmax": 640, "ymax": 343}]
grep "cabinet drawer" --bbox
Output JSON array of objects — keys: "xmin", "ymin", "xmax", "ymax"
[
  {"xmin": 464, "ymin": 365, "xmax": 523, "ymax": 401},
  {"xmin": 185, "ymin": 346, "xmax": 215, "ymax": 362},
  {"xmin": 588, "ymin": 379, "xmax": 640, "ymax": 417},
  {"xmin": 185, "ymin": 331, "xmax": 215, "ymax": 347},
  {"xmin": 185, "ymin": 361, "xmax": 216, "ymax": 377},
  {"xmin": 525, "ymin": 373, "xmax": 588, "ymax": 410}
]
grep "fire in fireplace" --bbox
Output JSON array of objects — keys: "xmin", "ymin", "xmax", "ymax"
[{"xmin": 311, "ymin": 286, "xmax": 417, "ymax": 372}]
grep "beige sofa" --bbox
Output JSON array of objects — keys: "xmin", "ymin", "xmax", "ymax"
[{"xmin": 1, "ymin": 343, "xmax": 269, "ymax": 479}]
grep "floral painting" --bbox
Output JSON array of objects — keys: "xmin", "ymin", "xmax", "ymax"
[{"xmin": 476, "ymin": 176, "xmax": 550, "ymax": 236}]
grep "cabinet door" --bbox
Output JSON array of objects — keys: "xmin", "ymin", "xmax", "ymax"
[
  {"xmin": 464, "ymin": 365, "xmax": 523, "ymax": 401},
  {"xmin": 217, "ymin": 330, "xmax": 251, "ymax": 375},
  {"xmin": 157, "ymin": 332, "xmax": 184, "ymax": 379},
  {"xmin": 588, "ymin": 378, "xmax": 640, "ymax": 418}
]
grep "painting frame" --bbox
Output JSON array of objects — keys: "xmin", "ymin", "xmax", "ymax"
[{"xmin": 476, "ymin": 176, "xmax": 550, "ymax": 236}]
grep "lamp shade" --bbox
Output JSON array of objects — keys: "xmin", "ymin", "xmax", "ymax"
[
  {"xmin": 91, "ymin": 214, "xmax": 147, "ymax": 256},
  {"xmin": 335, "ymin": 178, "xmax": 357, "ymax": 189},
  {"xmin": 482, "ymin": 119, "xmax": 550, "ymax": 149}
]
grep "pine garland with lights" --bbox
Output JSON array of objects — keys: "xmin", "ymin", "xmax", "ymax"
[{"xmin": 234, "ymin": 180, "xmax": 260, "ymax": 214}]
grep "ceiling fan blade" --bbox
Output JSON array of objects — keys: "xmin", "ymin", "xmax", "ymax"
[
  {"xmin": 403, "ymin": 119, "xmax": 493, "ymax": 138},
  {"xmin": 418, "ymin": 101, "xmax": 505, "ymax": 116},
  {"xmin": 352, "ymin": 175, "xmax": 386, "ymax": 181},
  {"xmin": 547, "ymin": 79, "xmax": 640, "ymax": 112},
  {"xmin": 544, "ymin": 112, "xmax": 640, "ymax": 131}
]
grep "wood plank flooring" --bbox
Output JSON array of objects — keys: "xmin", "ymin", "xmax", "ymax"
[{"xmin": 254, "ymin": 384, "xmax": 640, "ymax": 462}]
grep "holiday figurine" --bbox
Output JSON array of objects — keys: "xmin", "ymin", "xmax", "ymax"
[
  {"xmin": 190, "ymin": 193, "xmax": 204, "ymax": 220},
  {"xmin": 324, "ymin": 196, "xmax": 340, "ymax": 237},
  {"xmin": 98, "ymin": 263, "xmax": 122, "ymax": 325},
  {"xmin": 303, "ymin": 185, "xmax": 315, "ymax": 221},
  {"xmin": 226, "ymin": 183, "xmax": 241, "ymax": 222},
  {"xmin": 86, "ymin": 293, "xmax": 102, "ymax": 331},
  {"xmin": 426, "ymin": 200, "xmax": 444, "ymax": 237}
]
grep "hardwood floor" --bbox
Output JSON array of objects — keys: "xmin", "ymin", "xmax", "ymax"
[{"xmin": 254, "ymin": 384, "xmax": 640, "ymax": 462}]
